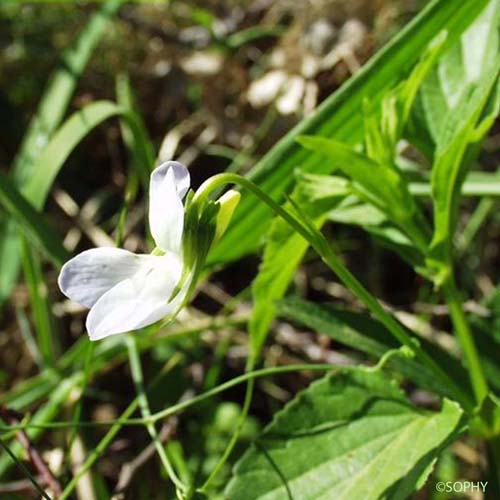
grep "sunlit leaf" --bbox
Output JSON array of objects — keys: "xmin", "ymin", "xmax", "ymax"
[{"xmin": 226, "ymin": 368, "xmax": 463, "ymax": 500}]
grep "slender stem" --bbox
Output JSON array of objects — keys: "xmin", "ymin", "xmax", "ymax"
[
  {"xmin": 3, "ymin": 364, "xmax": 335, "ymax": 433},
  {"xmin": 197, "ymin": 356, "xmax": 256, "ymax": 494},
  {"xmin": 67, "ymin": 342, "xmax": 95, "ymax": 455},
  {"xmin": 125, "ymin": 335, "xmax": 186, "ymax": 495},
  {"xmin": 442, "ymin": 277, "xmax": 489, "ymax": 404},
  {"xmin": 194, "ymin": 173, "xmax": 473, "ymax": 410}
]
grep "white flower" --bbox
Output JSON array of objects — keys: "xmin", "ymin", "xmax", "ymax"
[{"xmin": 58, "ymin": 161, "xmax": 192, "ymax": 341}]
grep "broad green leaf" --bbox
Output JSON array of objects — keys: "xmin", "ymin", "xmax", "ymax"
[
  {"xmin": 409, "ymin": 0, "xmax": 500, "ymax": 154},
  {"xmin": 278, "ymin": 298, "xmax": 472, "ymax": 398},
  {"xmin": 0, "ymin": 170, "xmax": 69, "ymax": 266},
  {"xmin": 209, "ymin": 0, "xmax": 491, "ymax": 266},
  {"xmin": 226, "ymin": 368, "xmax": 463, "ymax": 500},
  {"xmin": 326, "ymin": 197, "xmax": 425, "ymax": 269},
  {"xmin": 249, "ymin": 174, "xmax": 349, "ymax": 356}
]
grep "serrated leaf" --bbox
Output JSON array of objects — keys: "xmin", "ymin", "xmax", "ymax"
[
  {"xmin": 226, "ymin": 368, "xmax": 463, "ymax": 500},
  {"xmin": 365, "ymin": 31, "xmax": 447, "ymax": 165}
]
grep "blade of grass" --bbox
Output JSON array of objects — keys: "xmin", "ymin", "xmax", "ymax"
[
  {"xmin": 0, "ymin": 170, "xmax": 69, "ymax": 267},
  {"xmin": 20, "ymin": 239, "xmax": 59, "ymax": 367},
  {"xmin": 116, "ymin": 73, "xmax": 155, "ymax": 188},
  {"xmin": 11, "ymin": 0, "xmax": 124, "ymax": 184}
]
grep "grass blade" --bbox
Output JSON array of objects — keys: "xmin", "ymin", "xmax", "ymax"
[{"xmin": 0, "ymin": 171, "xmax": 69, "ymax": 266}]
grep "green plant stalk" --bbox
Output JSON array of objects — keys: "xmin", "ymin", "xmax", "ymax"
[
  {"xmin": 125, "ymin": 335, "xmax": 187, "ymax": 495},
  {"xmin": 458, "ymin": 197, "xmax": 495, "ymax": 255},
  {"xmin": 194, "ymin": 173, "xmax": 474, "ymax": 411},
  {"xmin": 442, "ymin": 277, "xmax": 489, "ymax": 404}
]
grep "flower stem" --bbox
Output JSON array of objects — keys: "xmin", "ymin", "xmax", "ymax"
[
  {"xmin": 197, "ymin": 355, "xmax": 256, "ymax": 495},
  {"xmin": 58, "ymin": 354, "xmax": 184, "ymax": 500},
  {"xmin": 0, "ymin": 364, "xmax": 335, "ymax": 434},
  {"xmin": 442, "ymin": 277, "xmax": 489, "ymax": 404},
  {"xmin": 194, "ymin": 173, "xmax": 474, "ymax": 411},
  {"xmin": 125, "ymin": 334, "xmax": 187, "ymax": 496}
]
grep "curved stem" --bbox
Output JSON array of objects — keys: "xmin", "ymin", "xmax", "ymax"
[
  {"xmin": 194, "ymin": 173, "xmax": 474, "ymax": 411},
  {"xmin": 3, "ymin": 364, "xmax": 334, "ymax": 434}
]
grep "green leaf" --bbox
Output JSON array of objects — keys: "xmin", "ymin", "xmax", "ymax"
[
  {"xmin": 298, "ymin": 137, "xmax": 428, "ymax": 253},
  {"xmin": 23, "ymin": 100, "xmax": 146, "ymax": 210},
  {"xmin": 428, "ymin": 59, "xmax": 500, "ymax": 280},
  {"xmin": 11, "ymin": 1, "xmax": 124, "ymax": 185},
  {"xmin": 0, "ymin": 170, "xmax": 69, "ymax": 266},
  {"xmin": 249, "ymin": 174, "xmax": 349, "ymax": 356},
  {"xmin": 20, "ymin": 240, "xmax": 59, "ymax": 367},
  {"xmin": 115, "ymin": 72, "xmax": 155, "ymax": 190},
  {"xmin": 278, "ymin": 298, "xmax": 472, "ymax": 399},
  {"xmin": 364, "ymin": 31, "xmax": 447, "ymax": 165},
  {"xmin": 409, "ymin": 0, "xmax": 500, "ymax": 154},
  {"xmin": 209, "ymin": 0, "xmax": 492, "ymax": 266},
  {"xmin": 226, "ymin": 368, "xmax": 463, "ymax": 500}
]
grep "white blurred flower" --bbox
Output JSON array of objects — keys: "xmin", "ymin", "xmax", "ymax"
[
  {"xmin": 247, "ymin": 18, "xmax": 367, "ymax": 116},
  {"xmin": 58, "ymin": 162, "xmax": 192, "ymax": 341}
]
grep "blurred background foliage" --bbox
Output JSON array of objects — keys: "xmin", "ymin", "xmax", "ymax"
[{"xmin": 4, "ymin": 1, "xmax": 500, "ymax": 498}]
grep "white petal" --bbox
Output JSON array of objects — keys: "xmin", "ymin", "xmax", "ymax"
[
  {"xmin": 86, "ymin": 253, "xmax": 186, "ymax": 340},
  {"xmin": 58, "ymin": 248, "xmax": 142, "ymax": 308},
  {"xmin": 149, "ymin": 162, "xmax": 190, "ymax": 253}
]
